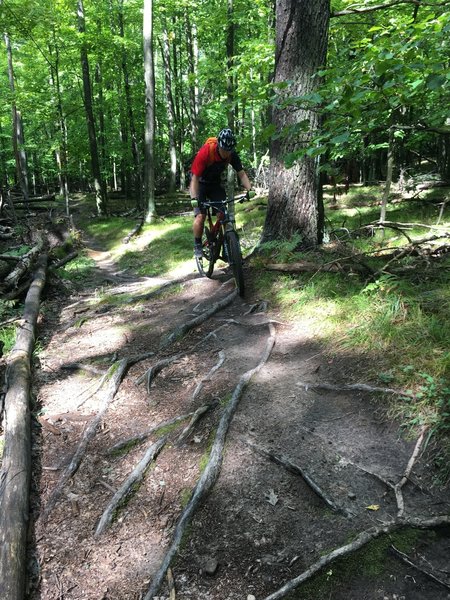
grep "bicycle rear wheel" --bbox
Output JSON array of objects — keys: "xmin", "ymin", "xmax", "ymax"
[
  {"xmin": 225, "ymin": 230, "xmax": 245, "ymax": 296},
  {"xmin": 195, "ymin": 226, "xmax": 215, "ymax": 278}
]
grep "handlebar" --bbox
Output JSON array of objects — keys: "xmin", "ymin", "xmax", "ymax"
[{"xmin": 191, "ymin": 190, "xmax": 255, "ymax": 209}]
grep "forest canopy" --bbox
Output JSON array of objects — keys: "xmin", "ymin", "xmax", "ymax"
[{"xmin": 0, "ymin": 0, "xmax": 449, "ymax": 213}]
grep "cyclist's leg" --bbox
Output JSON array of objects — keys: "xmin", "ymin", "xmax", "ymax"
[
  {"xmin": 193, "ymin": 184, "xmax": 208, "ymax": 256},
  {"xmin": 204, "ymin": 182, "xmax": 226, "ymax": 215}
]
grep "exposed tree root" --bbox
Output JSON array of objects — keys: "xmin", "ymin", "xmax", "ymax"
[
  {"xmin": 175, "ymin": 403, "xmax": 216, "ymax": 446},
  {"xmin": 297, "ymin": 379, "xmax": 416, "ymax": 399},
  {"xmin": 107, "ymin": 412, "xmax": 195, "ymax": 455},
  {"xmin": 136, "ymin": 353, "xmax": 184, "ymax": 395},
  {"xmin": 129, "ymin": 272, "xmax": 199, "ymax": 303},
  {"xmin": 142, "ymin": 323, "xmax": 276, "ymax": 600},
  {"xmin": 0, "ymin": 254, "xmax": 48, "ymax": 600},
  {"xmin": 263, "ymin": 516, "xmax": 450, "ymax": 600},
  {"xmin": 244, "ymin": 439, "xmax": 351, "ymax": 517},
  {"xmin": 94, "ymin": 436, "xmax": 167, "ymax": 537},
  {"xmin": 192, "ymin": 350, "xmax": 225, "ymax": 401},
  {"xmin": 41, "ymin": 350, "xmax": 154, "ymax": 520},
  {"xmin": 159, "ymin": 288, "xmax": 238, "ymax": 349},
  {"xmin": 122, "ymin": 215, "xmax": 144, "ymax": 244},
  {"xmin": 390, "ymin": 544, "xmax": 450, "ymax": 591}
]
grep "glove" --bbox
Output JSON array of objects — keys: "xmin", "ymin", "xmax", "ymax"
[{"xmin": 245, "ymin": 190, "xmax": 255, "ymax": 201}]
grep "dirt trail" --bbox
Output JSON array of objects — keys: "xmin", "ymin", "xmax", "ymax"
[{"xmin": 29, "ymin": 235, "xmax": 450, "ymax": 600}]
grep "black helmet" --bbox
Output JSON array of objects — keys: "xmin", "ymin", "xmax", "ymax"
[{"xmin": 217, "ymin": 128, "xmax": 236, "ymax": 151}]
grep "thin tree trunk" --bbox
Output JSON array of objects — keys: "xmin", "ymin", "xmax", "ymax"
[
  {"xmin": 185, "ymin": 11, "xmax": 198, "ymax": 149},
  {"xmin": 380, "ymin": 127, "xmax": 394, "ymax": 223},
  {"xmin": 161, "ymin": 24, "xmax": 177, "ymax": 193},
  {"xmin": 49, "ymin": 32, "xmax": 70, "ymax": 215},
  {"xmin": 77, "ymin": 0, "xmax": 108, "ymax": 216},
  {"xmin": 226, "ymin": 0, "xmax": 236, "ymax": 128},
  {"xmin": 143, "ymin": 0, "xmax": 157, "ymax": 221},
  {"xmin": 4, "ymin": 31, "xmax": 29, "ymax": 203}
]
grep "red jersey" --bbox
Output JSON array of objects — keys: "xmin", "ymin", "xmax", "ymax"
[{"xmin": 191, "ymin": 139, "xmax": 243, "ymax": 183}]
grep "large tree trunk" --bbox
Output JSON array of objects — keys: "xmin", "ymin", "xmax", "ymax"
[
  {"xmin": 4, "ymin": 31, "xmax": 29, "ymax": 203},
  {"xmin": 143, "ymin": 0, "xmax": 157, "ymax": 221},
  {"xmin": 77, "ymin": 0, "xmax": 108, "ymax": 216},
  {"xmin": 262, "ymin": 0, "xmax": 329, "ymax": 248}
]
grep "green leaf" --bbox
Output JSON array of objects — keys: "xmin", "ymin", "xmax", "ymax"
[
  {"xmin": 330, "ymin": 132, "xmax": 350, "ymax": 144},
  {"xmin": 426, "ymin": 74, "xmax": 446, "ymax": 90}
]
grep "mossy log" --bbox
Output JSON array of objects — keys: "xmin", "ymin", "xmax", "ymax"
[{"xmin": 0, "ymin": 254, "xmax": 48, "ymax": 600}]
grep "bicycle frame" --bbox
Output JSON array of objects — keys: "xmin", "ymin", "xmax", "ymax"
[{"xmin": 194, "ymin": 193, "xmax": 248, "ymax": 296}]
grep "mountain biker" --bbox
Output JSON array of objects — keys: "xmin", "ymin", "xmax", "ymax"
[{"xmin": 190, "ymin": 128, "xmax": 252, "ymax": 258}]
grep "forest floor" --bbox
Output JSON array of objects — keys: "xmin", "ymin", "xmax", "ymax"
[{"xmin": 26, "ymin": 202, "xmax": 450, "ymax": 600}]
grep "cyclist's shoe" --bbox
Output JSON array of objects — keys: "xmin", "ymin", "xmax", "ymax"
[{"xmin": 194, "ymin": 243, "xmax": 203, "ymax": 258}]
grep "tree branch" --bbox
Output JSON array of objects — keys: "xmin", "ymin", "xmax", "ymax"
[{"xmin": 332, "ymin": 0, "xmax": 450, "ymax": 17}]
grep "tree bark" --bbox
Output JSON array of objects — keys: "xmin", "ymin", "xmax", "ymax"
[
  {"xmin": 118, "ymin": 0, "xmax": 143, "ymax": 207},
  {"xmin": 48, "ymin": 31, "xmax": 71, "ymax": 213},
  {"xmin": 77, "ymin": 0, "xmax": 108, "ymax": 216},
  {"xmin": 0, "ymin": 254, "xmax": 47, "ymax": 600},
  {"xmin": 4, "ymin": 30, "xmax": 29, "ymax": 204},
  {"xmin": 143, "ymin": 0, "xmax": 157, "ymax": 221},
  {"xmin": 185, "ymin": 11, "xmax": 199, "ymax": 149},
  {"xmin": 262, "ymin": 0, "xmax": 329, "ymax": 248},
  {"xmin": 161, "ymin": 23, "xmax": 178, "ymax": 193}
]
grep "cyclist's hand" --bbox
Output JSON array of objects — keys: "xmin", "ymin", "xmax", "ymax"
[{"xmin": 245, "ymin": 190, "xmax": 255, "ymax": 201}]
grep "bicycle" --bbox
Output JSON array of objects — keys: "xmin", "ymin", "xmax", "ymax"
[{"xmin": 192, "ymin": 191, "xmax": 255, "ymax": 297}]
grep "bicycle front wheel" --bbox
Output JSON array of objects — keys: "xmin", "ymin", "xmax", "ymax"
[
  {"xmin": 225, "ymin": 230, "xmax": 245, "ymax": 296},
  {"xmin": 195, "ymin": 226, "xmax": 215, "ymax": 278}
]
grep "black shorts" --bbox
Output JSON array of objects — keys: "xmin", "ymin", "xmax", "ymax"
[{"xmin": 193, "ymin": 182, "xmax": 226, "ymax": 216}]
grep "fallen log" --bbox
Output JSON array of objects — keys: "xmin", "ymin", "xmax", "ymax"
[
  {"xmin": 0, "ymin": 235, "xmax": 45, "ymax": 293},
  {"xmin": 266, "ymin": 260, "xmax": 368, "ymax": 275},
  {"xmin": 12, "ymin": 194, "xmax": 56, "ymax": 204},
  {"xmin": 0, "ymin": 254, "xmax": 48, "ymax": 600},
  {"xmin": 49, "ymin": 251, "xmax": 78, "ymax": 270},
  {"xmin": 142, "ymin": 323, "xmax": 276, "ymax": 600},
  {"xmin": 94, "ymin": 436, "xmax": 167, "ymax": 537}
]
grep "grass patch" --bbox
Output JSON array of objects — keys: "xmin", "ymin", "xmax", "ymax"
[
  {"xmin": 0, "ymin": 323, "xmax": 16, "ymax": 355},
  {"xmin": 251, "ymin": 186, "xmax": 450, "ymax": 478},
  {"xmin": 58, "ymin": 254, "xmax": 96, "ymax": 283}
]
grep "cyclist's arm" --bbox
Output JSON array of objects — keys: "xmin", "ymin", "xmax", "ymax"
[
  {"xmin": 190, "ymin": 173, "xmax": 200, "ymax": 199},
  {"xmin": 237, "ymin": 169, "xmax": 252, "ymax": 192}
]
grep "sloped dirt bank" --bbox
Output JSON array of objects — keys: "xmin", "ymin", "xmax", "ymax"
[{"xmin": 27, "ymin": 231, "xmax": 450, "ymax": 600}]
